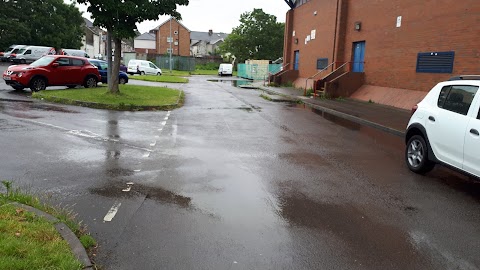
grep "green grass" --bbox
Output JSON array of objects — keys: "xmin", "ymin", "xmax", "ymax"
[
  {"xmin": 79, "ymin": 235, "xmax": 96, "ymax": 249},
  {"xmin": 33, "ymin": 84, "xmax": 182, "ymax": 109},
  {"xmin": 162, "ymin": 70, "xmax": 191, "ymax": 77},
  {"xmin": 0, "ymin": 203, "xmax": 83, "ymax": 270},
  {"xmin": 132, "ymin": 75, "xmax": 189, "ymax": 83},
  {"xmin": 0, "ymin": 181, "xmax": 88, "ymax": 270}
]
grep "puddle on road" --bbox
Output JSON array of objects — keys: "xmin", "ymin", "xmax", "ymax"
[
  {"xmin": 290, "ymin": 103, "xmax": 404, "ymax": 153},
  {"xmin": 90, "ymin": 183, "xmax": 192, "ymax": 209},
  {"xmin": 207, "ymin": 79, "xmax": 253, "ymax": 88}
]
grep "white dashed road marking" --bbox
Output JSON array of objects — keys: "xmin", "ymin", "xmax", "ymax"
[{"xmin": 104, "ymin": 202, "xmax": 122, "ymax": 222}]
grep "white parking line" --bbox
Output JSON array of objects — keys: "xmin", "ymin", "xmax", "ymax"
[
  {"xmin": 150, "ymin": 141, "xmax": 157, "ymax": 147},
  {"xmin": 161, "ymin": 121, "xmax": 167, "ymax": 126},
  {"xmin": 164, "ymin": 117, "xmax": 169, "ymax": 120},
  {"xmin": 103, "ymin": 202, "xmax": 121, "ymax": 222},
  {"xmin": 143, "ymin": 152, "xmax": 151, "ymax": 158}
]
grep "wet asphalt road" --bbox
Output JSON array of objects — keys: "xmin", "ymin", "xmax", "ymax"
[{"xmin": 0, "ymin": 64, "xmax": 479, "ymax": 270}]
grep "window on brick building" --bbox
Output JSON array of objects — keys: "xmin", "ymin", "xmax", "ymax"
[
  {"xmin": 416, "ymin": 51, "xmax": 455, "ymax": 73},
  {"xmin": 317, "ymin": 58, "xmax": 328, "ymax": 70}
]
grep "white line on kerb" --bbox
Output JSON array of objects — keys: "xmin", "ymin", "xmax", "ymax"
[
  {"xmin": 158, "ymin": 128, "xmax": 163, "ymax": 131},
  {"xmin": 164, "ymin": 117, "xmax": 169, "ymax": 120},
  {"xmin": 104, "ymin": 202, "xmax": 121, "ymax": 222},
  {"xmin": 143, "ymin": 152, "xmax": 151, "ymax": 158},
  {"xmin": 150, "ymin": 141, "xmax": 156, "ymax": 147},
  {"xmin": 161, "ymin": 121, "xmax": 167, "ymax": 126}
]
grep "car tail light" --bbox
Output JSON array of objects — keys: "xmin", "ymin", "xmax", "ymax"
[{"xmin": 411, "ymin": 104, "xmax": 418, "ymax": 116}]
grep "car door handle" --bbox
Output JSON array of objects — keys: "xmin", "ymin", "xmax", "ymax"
[
  {"xmin": 428, "ymin": 116, "xmax": 436, "ymax": 122},
  {"xmin": 470, "ymin": 129, "xmax": 479, "ymax": 136}
]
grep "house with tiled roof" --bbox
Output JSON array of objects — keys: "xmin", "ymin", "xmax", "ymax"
[
  {"xmin": 134, "ymin": 32, "xmax": 157, "ymax": 54},
  {"xmin": 190, "ymin": 30, "xmax": 228, "ymax": 57}
]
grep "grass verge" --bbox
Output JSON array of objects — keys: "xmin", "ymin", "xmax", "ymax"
[
  {"xmin": 33, "ymin": 84, "xmax": 183, "ymax": 111},
  {"xmin": 132, "ymin": 75, "xmax": 189, "ymax": 83},
  {"xmin": 0, "ymin": 181, "xmax": 93, "ymax": 270}
]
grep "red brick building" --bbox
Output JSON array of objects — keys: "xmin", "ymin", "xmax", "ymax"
[
  {"xmin": 280, "ymin": 0, "xmax": 480, "ymax": 109},
  {"xmin": 152, "ymin": 18, "xmax": 191, "ymax": 57}
]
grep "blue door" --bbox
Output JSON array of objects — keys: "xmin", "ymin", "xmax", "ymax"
[
  {"xmin": 352, "ymin": 41, "xmax": 365, "ymax": 72},
  {"xmin": 294, "ymin": 50, "xmax": 299, "ymax": 70}
]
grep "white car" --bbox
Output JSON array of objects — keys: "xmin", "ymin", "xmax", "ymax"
[
  {"xmin": 405, "ymin": 75, "xmax": 480, "ymax": 178},
  {"xmin": 218, "ymin": 63, "xmax": 233, "ymax": 76},
  {"xmin": 127, "ymin": 59, "xmax": 162, "ymax": 76}
]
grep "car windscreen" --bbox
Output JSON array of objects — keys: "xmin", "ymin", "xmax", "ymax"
[
  {"xmin": 5, "ymin": 47, "xmax": 14, "ymax": 52},
  {"xmin": 16, "ymin": 48, "xmax": 26, "ymax": 54},
  {"xmin": 30, "ymin": 56, "xmax": 56, "ymax": 67}
]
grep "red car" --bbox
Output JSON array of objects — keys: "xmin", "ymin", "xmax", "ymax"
[{"xmin": 2, "ymin": 55, "xmax": 101, "ymax": 91}]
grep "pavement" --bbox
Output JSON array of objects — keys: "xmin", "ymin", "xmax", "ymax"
[
  {"xmin": 0, "ymin": 71, "xmax": 479, "ymax": 270},
  {"xmin": 252, "ymin": 82, "xmax": 411, "ymax": 137}
]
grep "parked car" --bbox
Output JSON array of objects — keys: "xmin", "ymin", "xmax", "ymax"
[
  {"xmin": 11, "ymin": 46, "xmax": 56, "ymax": 64},
  {"xmin": 405, "ymin": 75, "xmax": 480, "ymax": 179},
  {"xmin": 127, "ymin": 59, "xmax": 162, "ymax": 75},
  {"xmin": 88, "ymin": 59, "xmax": 129, "ymax": 84},
  {"xmin": 2, "ymin": 55, "xmax": 100, "ymax": 91},
  {"xmin": 61, "ymin": 49, "xmax": 90, "ymax": 58},
  {"xmin": 218, "ymin": 63, "xmax": 233, "ymax": 76},
  {"xmin": 1, "ymin": 45, "xmax": 27, "ymax": 62}
]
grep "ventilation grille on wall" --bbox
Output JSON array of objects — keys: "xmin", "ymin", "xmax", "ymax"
[{"xmin": 416, "ymin": 51, "xmax": 455, "ymax": 73}]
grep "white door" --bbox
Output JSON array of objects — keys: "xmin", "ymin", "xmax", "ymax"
[
  {"xmin": 426, "ymin": 85, "xmax": 478, "ymax": 169},
  {"xmin": 463, "ymin": 90, "xmax": 480, "ymax": 176}
]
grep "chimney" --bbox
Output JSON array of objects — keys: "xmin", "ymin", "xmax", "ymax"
[{"xmin": 208, "ymin": 30, "xmax": 213, "ymax": 36}]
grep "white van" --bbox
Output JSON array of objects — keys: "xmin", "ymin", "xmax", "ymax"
[
  {"xmin": 12, "ymin": 46, "xmax": 56, "ymax": 64},
  {"xmin": 218, "ymin": 63, "xmax": 233, "ymax": 76},
  {"xmin": 127, "ymin": 59, "xmax": 162, "ymax": 75},
  {"xmin": 61, "ymin": 49, "xmax": 90, "ymax": 58},
  {"xmin": 1, "ymin": 45, "xmax": 27, "ymax": 62}
]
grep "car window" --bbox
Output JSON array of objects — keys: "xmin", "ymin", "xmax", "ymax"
[
  {"xmin": 55, "ymin": 58, "xmax": 70, "ymax": 66},
  {"xmin": 438, "ymin": 85, "xmax": 479, "ymax": 115},
  {"xmin": 24, "ymin": 50, "xmax": 31, "ymax": 55},
  {"xmin": 72, "ymin": 59, "xmax": 84, "ymax": 66},
  {"xmin": 149, "ymin": 63, "xmax": 156, "ymax": 68}
]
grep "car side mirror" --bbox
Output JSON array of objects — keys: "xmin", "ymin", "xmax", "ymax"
[{"xmin": 52, "ymin": 63, "xmax": 59, "ymax": 68}]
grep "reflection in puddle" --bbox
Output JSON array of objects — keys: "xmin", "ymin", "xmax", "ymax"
[
  {"xmin": 207, "ymin": 79, "xmax": 253, "ymax": 87},
  {"xmin": 291, "ymin": 103, "xmax": 404, "ymax": 153}
]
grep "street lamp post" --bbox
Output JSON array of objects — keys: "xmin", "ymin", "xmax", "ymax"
[{"xmin": 169, "ymin": 16, "xmax": 172, "ymax": 74}]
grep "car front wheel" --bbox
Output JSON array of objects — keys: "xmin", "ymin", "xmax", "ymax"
[
  {"xmin": 30, "ymin": 77, "xmax": 47, "ymax": 92},
  {"xmin": 406, "ymin": 135, "xmax": 435, "ymax": 174},
  {"xmin": 119, "ymin": 78, "xmax": 127, "ymax": 84}
]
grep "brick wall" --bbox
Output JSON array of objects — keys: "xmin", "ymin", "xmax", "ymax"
[
  {"xmin": 342, "ymin": 0, "xmax": 480, "ymax": 92},
  {"xmin": 287, "ymin": 0, "xmax": 339, "ymax": 79},
  {"xmin": 284, "ymin": 0, "xmax": 480, "ymax": 93},
  {"xmin": 156, "ymin": 19, "xmax": 191, "ymax": 57}
]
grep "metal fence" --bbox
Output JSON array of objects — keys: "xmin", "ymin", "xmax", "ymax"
[
  {"xmin": 237, "ymin": 64, "xmax": 282, "ymax": 80},
  {"xmin": 154, "ymin": 55, "xmax": 196, "ymax": 71}
]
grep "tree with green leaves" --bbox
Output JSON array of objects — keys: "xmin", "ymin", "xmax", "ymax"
[
  {"xmin": 76, "ymin": 0, "xmax": 189, "ymax": 94},
  {"xmin": 219, "ymin": 9, "xmax": 285, "ymax": 64},
  {"xmin": 0, "ymin": 0, "xmax": 84, "ymax": 51}
]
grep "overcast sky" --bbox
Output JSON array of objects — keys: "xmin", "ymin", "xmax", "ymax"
[{"xmin": 64, "ymin": 0, "xmax": 290, "ymax": 34}]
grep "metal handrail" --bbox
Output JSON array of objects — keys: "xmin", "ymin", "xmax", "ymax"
[
  {"xmin": 304, "ymin": 62, "xmax": 337, "ymax": 96},
  {"xmin": 266, "ymin": 63, "xmax": 290, "ymax": 85}
]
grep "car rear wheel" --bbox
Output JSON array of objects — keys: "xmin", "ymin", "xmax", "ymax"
[
  {"xmin": 406, "ymin": 135, "xmax": 435, "ymax": 174},
  {"xmin": 119, "ymin": 78, "xmax": 127, "ymax": 84},
  {"xmin": 140, "ymin": 71, "xmax": 145, "ymax": 76},
  {"xmin": 84, "ymin": 76, "xmax": 98, "ymax": 88},
  {"xmin": 30, "ymin": 77, "xmax": 47, "ymax": 92},
  {"xmin": 21, "ymin": 59, "xmax": 26, "ymax": 64}
]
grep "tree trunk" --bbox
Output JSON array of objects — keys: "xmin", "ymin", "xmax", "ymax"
[{"xmin": 109, "ymin": 37, "xmax": 122, "ymax": 94}]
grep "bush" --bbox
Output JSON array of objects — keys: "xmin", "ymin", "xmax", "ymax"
[{"xmin": 195, "ymin": 62, "xmax": 220, "ymax": 70}]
